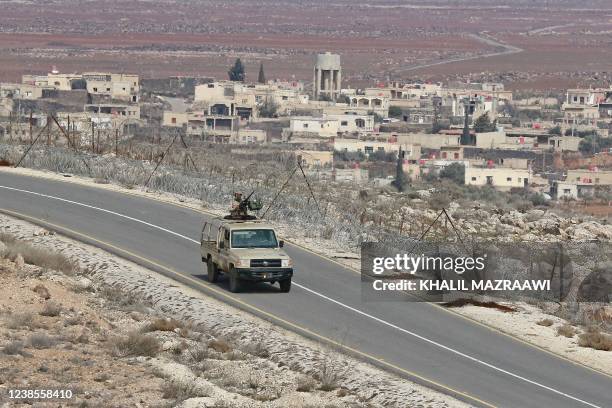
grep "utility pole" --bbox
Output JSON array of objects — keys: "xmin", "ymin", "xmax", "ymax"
[
  {"xmin": 91, "ymin": 122, "xmax": 95, "ymax": 153},
  {"xmin": 67, "ymin": 115, "xmax": 71, "ymax": 150},
  {"xmin": 29, "ymin": 110, "xmax": 33, "ymax": 145},
  {"xmin": 8, "ymin": 111, "xmax": 12, "ymax": 142}
]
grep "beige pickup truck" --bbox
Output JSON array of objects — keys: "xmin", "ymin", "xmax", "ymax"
[{"xmin": 201, "ymin": 217, "xmax": 293, "ymax": 293}]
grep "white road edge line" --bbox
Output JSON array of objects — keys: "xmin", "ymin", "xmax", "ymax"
[{"xmin": 0, "ymin": 184, "xmax": 602, "ymax": 408}]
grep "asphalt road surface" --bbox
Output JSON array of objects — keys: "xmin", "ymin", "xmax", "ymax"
[{"xmin": 1, "ymin": 171, "xmax": 611, "ymax": 408}]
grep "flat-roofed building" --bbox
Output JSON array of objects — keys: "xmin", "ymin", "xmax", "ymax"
[
  {"xmin": 465, "ymin": 167, "xmax": 531, "ymax": 190},
  {"xmin": 334, "ymin": 138, "xmax": 421, "ymax": 159},
  {"xmin": 551, "ymin": 181, "xmax": 595, "ymax": 200},
  {"xmin": 439, "ymin": 146, "xmax": 464, "ymax": 160},
  {"xmin": 566, "ymin": 169, "xmax": 612, "ymax": 185},
  {"xmin": 288, "ymin": 117, "xmax": 339, "ymax": 138},
  {"xmin": 327, "ymin": 114, "xmax": 374, "ymax": 133},
  {"xmin": 549, "ymin": 136, "xmax": 581, "ymax": 152},
  {"xmin": 83, "ymin": 73, "xmax": 140, "ymax": 102}
]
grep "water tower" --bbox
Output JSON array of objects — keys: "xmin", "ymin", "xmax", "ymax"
[{"xmin": 313, "ymin": 52, "xmax": 341, "ymax": 100}]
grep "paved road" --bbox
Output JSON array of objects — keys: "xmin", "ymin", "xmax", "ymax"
[
  {"xmin": 1, "ymin": 171, "xmax": 610, "ymax": 408},
  {"xmin": 393, "ymin": 33, "xmax": 522, "ymax": 75}
]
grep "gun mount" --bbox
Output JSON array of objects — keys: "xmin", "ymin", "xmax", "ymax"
[{"xmin": 224, "ymin": 191, "xmax": 263, "ymax": 220}]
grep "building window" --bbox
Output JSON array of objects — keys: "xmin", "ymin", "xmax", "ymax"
[
  {"xmin": 471, "ymin": 177, "xmax": 477, "ymax": 181},
  {"xmin": 341, "ymin": 121, "xmax": 348, "ymax": 126},
  {"xmin": 93, "ymin": 87, "xmax": 98, "ymax": 92},
  {"xmin": 506, "ymin": 177, "xmax": 512, "ymax": 182},
  {"xmin": 454, "ymin": 153, "xmax": 459, "ymax": 159},
  {"xmin": 171, "ymin": 118, "xmax": 177, "ymax": 124},
  {"xmin": 303, "ymin": 123, "xmax": 308, "ymax": 129}
]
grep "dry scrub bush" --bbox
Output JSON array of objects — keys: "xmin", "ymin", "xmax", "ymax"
[
  {"xmin": 208, "ymin": 339, "xmax": 231, "ymax": 353},
  {"xmin": 315, "ymin": 358, "xmax": 344, "ymax": 391},
  {"xmin": 64, "ymin": 315, "xmax": 82, "ymax": 326},
  {"xmin": 32, "ymin": 284, "xmax": 51, "ymax": 300},
  {"xmin": 98, "ymin": 284, "xmax": 147, "ymax": 312},
  {"xmin": 556, "ymin": 324, "xmax": 577, "ymax": 338},
  {"xmin": 336, "ymin": 388, "xmax": 349, "ymax": 397},
  {"xmin": 2, "ymin": 340, "xmax": 25, "ymax": 355},
  {"xmin": 578, "ymin": 327, "xmax": 612, "ymax": 351},
  {"xmin": 581, "ymin": 306, "xmax": 612, "ymax": 331},
  {"xmin": 186, "ymin": 344, "xmax": 211, "ymax": 362},
  {"xmin": 536, "ymin": 318, "xmax": 554, "ymax": 327},
  {"xmin": 109, "ymin": 331, "xmax": 160, "ymax": 357},
  {"xmin": 7, "ymin": 312, "xmax": 36, "ymax": 330},
  {"xmin": 28, "ymin": 333, "xmax": 57, "ymax": 349},
  {"xmin": 144, "ymin": 317, "xmax": 184, "ymax": 333},
  {"xmin": 2, "ymin": 239, "xmax": 76, "ymax": 275},
  {"xmin": 40, "ymin": 301, "xmax": 62, "ymax": 317},
  {"xmin": 161, "ymin": 380, "xmax": 211, "ymax": 402},
  {"xmin": 296, "ymin": 375, "xmax": 317, "ymax": 392}
]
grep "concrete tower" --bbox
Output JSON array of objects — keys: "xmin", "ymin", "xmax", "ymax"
[{"xmin": 313, "ymin": 52, "xmax": 341, "ymax": 100}]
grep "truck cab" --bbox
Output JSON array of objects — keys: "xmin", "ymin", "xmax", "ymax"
[{"xmin": 201, "ymin": 218, "xmax": 294, "ymax": 293}]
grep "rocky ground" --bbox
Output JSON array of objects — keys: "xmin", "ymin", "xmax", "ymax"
[{"xmin": 0, "ymin": 213, "xmax": 468, "ymax": 408}]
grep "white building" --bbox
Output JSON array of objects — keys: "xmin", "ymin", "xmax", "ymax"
[
  {"xmin": 465, "ymin": 167, "xmax": 531, "ymax": 190},
  {"xmin": 288, "ymin": 117, "xmax": 339, "ymax": 137},
  {"xmin": 326, "ymin": 114, "xmax": 374, "ymax": 133},
  {"xmin": 333, "ymin": 138, "xmax": 421, "ymax": 159}
]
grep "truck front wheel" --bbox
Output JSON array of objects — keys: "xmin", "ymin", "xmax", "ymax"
[
  {"xmin": 229, "ymin": 268, "xmax": 242, "ymax": 293},
  {"xmin": 207, "ymin": 257, "xmax": 219, "ymax": 283},
  {"xmin": 279, "ymin": 279, "xmax": 292, "ymax": 293}
]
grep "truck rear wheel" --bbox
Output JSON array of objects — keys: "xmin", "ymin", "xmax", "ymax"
[
  {"xmin": 279, "ymin": 279, "xmax": 291, "ymax": 293},
  {"xmin": 207, "ymin": 257, "xmax": 219, "ymax": 283},
  {"xmin": 229, "ymin": 268, "xmax": 242, "ymax": 293}
]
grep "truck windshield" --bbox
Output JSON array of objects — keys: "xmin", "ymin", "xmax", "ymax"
[{"xmin": 231, "ymin": 229, "xmax": 278, "ymax": 248}]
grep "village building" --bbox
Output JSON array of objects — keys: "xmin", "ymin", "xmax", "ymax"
[{"xmin": 465, "ymin": 166, "xmax": 531, "ymax": 190}]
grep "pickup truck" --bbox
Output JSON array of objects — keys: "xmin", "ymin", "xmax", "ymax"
[{"xmin": 201, "ymin": 218, "xmax": 293, "ymax": 293}]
